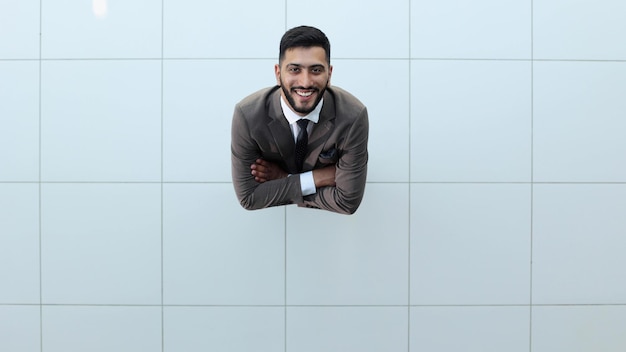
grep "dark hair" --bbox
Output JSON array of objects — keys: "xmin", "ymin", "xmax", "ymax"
[{"xmin": 279, "ymin": 26, "xmax": 331, "ymax": 65}]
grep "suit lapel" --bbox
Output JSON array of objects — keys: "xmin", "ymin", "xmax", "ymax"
[
  {"xmin": 267, "ymin": 88, "xmax": 298, "ymax": 172},
  {"xmin": 305, "ymin": 90, "xmax": 336, "ymax": 169}
]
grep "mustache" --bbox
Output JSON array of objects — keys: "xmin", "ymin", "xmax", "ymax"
[{"xmin": 291, "ymin": 87, "xmax": 319, "ymax": 92}]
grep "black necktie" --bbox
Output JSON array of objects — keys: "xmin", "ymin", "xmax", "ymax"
[{"xmin": 295, "ymin": 119, "xmax": 309, "ymax": 172}]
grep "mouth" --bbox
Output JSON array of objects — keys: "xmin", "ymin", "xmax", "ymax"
[{"xmin": 293, "ymin": 88, "xmax": 317, "ymax": 98}]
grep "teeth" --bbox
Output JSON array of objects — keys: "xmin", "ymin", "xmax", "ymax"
[{"xmin": 296, "ymin": 90, "xmax": 313, "ymax": 97}]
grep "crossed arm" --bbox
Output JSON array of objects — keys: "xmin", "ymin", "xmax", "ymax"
[
  {"xmin": 232, "ymin": 140, "xmax": 367, "ymax": 214},
  {"xmin": 250, "ymin": 159, "xmax": 336, "ymax": 187}
]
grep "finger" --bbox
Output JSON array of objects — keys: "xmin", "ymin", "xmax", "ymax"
[
  {"xmin": 251, "ymin": 160, "xmax": 269, "ymax": 171},
  {"xmin": 256, "ymin": 159, "xmax": 271, "ymax": 168},
  {"xmin": 251, "ymin": 169, "xmax": 268, "ymax": 179},
  {"xmin": 254, "ymin": 176, "xmax": 266, "ymax": 183},
  {"xmin": 252, "ymin": 166, "xmax": 267, "ymax": 175}
]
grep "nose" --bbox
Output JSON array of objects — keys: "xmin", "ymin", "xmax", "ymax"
[{"xmin": 298, "ymin": 71, "xmax": 313, "ymax": 88}]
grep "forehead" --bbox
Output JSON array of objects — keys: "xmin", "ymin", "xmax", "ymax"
[{"xmin": 282, "ymin": 46, "xmax": 328, "ymax": 65}]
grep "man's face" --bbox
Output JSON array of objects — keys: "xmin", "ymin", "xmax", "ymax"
[{"xmin": 275, "ymin": 46, "xmax": 332, "ymax": 116}]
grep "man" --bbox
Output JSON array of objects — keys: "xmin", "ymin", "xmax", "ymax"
[{"xmin": 231, "ymin": 26, "xmax": 368, "ymax": 215}]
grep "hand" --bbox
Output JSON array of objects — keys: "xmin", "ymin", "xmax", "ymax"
[
  {"xmin": 313, "ymin": 165, "xmax": 336, "ymax": 188},
  {"xmin": 250, "ymin": 159, "xmax": 288, "ymax": 183}
]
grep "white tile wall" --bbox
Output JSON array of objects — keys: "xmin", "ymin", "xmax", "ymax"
[
  {"xmin": 411, "ymin": 0, "xmax": 531, "ymax": 59},
  {"xmin": 287, "ymin": 307, "xmax": 408, "ymax": 352},
  {"xmin": 163, "ymin": 0, "xmax": 284, "ymax": 58},
  {"xmin": 42, "ymin": 306, "xmax": 162, "ymax": 352},
  {"xmin": 1, "ymin": 0, "xmax": 625, "ymax": 351},
  {"xmin": 0, "ymin": 184, "xmax": 40, "ymax": 304},
  {"xmin": 533, "ymin": 61, "xmax": 626, "ymax": 182},
  {"xmin": 532, "ymin": 184, "xmax": 626, "ymax": 305},
  {"xmin": 163, "ymin": 184, "xmax": 285, "ymax": 305},
  {"xmin": 534, "ymin": 0, "xmax": 626, "ymax": 60},
  {"xmin": 532, "ymin": 306, "xmax": 626, "ymax": 352},
  {"xmin": 0, "ymin": 306, "xmax": 41, "ymax": 352},
  {"xmin": 40, "ymin": 60, "xmax": 162, "ymax": 182},
  {"xmin": 41, "ymin": 184, "xmax": 162, "ymax": 305},
  {"xmin": 411, "ymin": 60, "xmax": 532, "ymax": 182},
  {"xmin": 410, "ymin": 306, "xmax": 530, "ymax": 352},
  {"xmin": 41, "ymin": 0, "xmax": 162, "ymax": 59},
  {"xmin": 286, "ymin": 184, "xmax": 409, "ymax": 306},
  {"xmin": 163, "ymin": 307, "xmax": 285, "ymax": 352},
  {"xmin": 0, "ymin": 0, "xmax": 40, "ymax": 59},
  {"xmin": 411, "ymin": 184, "xmax": 531, "ymax": 305},
  {"xmin": 0, "ymin": 61, "xmax": 39, "ymax": 182}
]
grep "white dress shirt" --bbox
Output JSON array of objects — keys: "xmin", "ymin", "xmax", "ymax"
[{"xmin": 280, "ymin": 96, "xmax": 324, "ymax": 196}]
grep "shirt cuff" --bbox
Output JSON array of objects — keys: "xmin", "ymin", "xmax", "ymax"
[{"xmin": 300, "ymin": 171, "xmax": 316, "ymax": 196}]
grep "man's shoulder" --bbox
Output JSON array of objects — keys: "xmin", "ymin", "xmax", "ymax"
[{"xmin": 326, "ymin": 86, "xmax": 367, "ymax": 116}]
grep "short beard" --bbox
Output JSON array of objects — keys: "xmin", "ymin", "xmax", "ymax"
[{"xmin": 280, "ymin": 78, "xmax": 328, "ymax": 115}]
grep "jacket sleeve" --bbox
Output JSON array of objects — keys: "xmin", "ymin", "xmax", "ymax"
[
  {"xmin": 231, "ymin": 104, "xmax": 304, "ymax": 210},
  {"xmin": 301, "ymin": 106, "xmax": 369, "ymax": 215}
]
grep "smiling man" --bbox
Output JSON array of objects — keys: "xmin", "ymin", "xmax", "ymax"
[{"xmin": 231, "ymin": 26, "xmax": 369, "ymax": 215}]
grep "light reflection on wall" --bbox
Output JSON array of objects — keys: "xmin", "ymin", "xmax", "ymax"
[{"xmin": 92, "ymin": 0, "xmax": 108, "ymax": 19}]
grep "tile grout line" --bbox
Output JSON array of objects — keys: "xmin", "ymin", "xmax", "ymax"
[
  {"xmin": 407, "ymin": 0, "xmax": 412, "ymax": 350},
  {"xmin": 160, "ymin": 0, "xmax": 166, "ymax": 351},
  {"xmin": 0, "ymin": 56, "xmax": 618, "ymax": 65},
  {"xmin": 284, "ymin": 205, "xmax": 288, "ymax": 352},
  {"xmin": 284, "ymin": 5, "xmax": 289, "ymax": 352},
  {"xmin": 5, "ymin": 57, "xmax": 626, "ymax": 63},
  {"xmin": 2, "ymin": 181, "xmax": 625, "ymax": 185},
  {"xmin": 283, "ymin": 6, "xmax": 288, "ymax": 352},
  {"xmin": 38, "ymin": 1, "xmax": 44, "ymax": 351},
  {"xmin": 529, "ymin": 1, "xmax": 535, "ymax": 351},
  {"xmin": 6, "ymin": 302, "xmax": 624, "ymax": 308}
]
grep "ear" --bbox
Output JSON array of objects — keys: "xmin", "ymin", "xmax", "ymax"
[
  {"xmin": 327, "ymin": 65, "xmax": 333, "ymax": 86},
  {"xmin": 274, "ymin": 64, "xmax": 281, "ymax": 86}
]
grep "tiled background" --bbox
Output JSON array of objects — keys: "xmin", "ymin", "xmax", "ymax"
[{"xmin": 1, "ymin": 0, "xmax": 625, "ymax": 351}]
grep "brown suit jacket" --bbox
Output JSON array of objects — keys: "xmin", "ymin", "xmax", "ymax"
[{"xmin": 231, "ymin": 85, "xmax": 369, "ymax": 214}]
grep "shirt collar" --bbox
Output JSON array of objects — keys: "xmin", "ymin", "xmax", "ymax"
[{"xmin": 280, "ymin": 95, "xmax": 323, "ymax": 125}]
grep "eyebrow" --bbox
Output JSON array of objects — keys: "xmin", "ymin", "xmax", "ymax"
[{"xmin": 286, "ymin": 63, "xmax": 326, "ymax": 70}]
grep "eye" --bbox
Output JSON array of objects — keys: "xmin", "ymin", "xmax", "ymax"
[
  {"xmin": 311, "ymin": 66, "xmax": 324, "ymax": 74},
  {"xmin": 288, "ymin": 67, "xmax": 301, "ymax": 73}
]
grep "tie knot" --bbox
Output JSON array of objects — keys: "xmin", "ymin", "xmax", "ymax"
[{"xmin": 297, "ymin": 119, "xmax": 309, "ymax": 129}]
